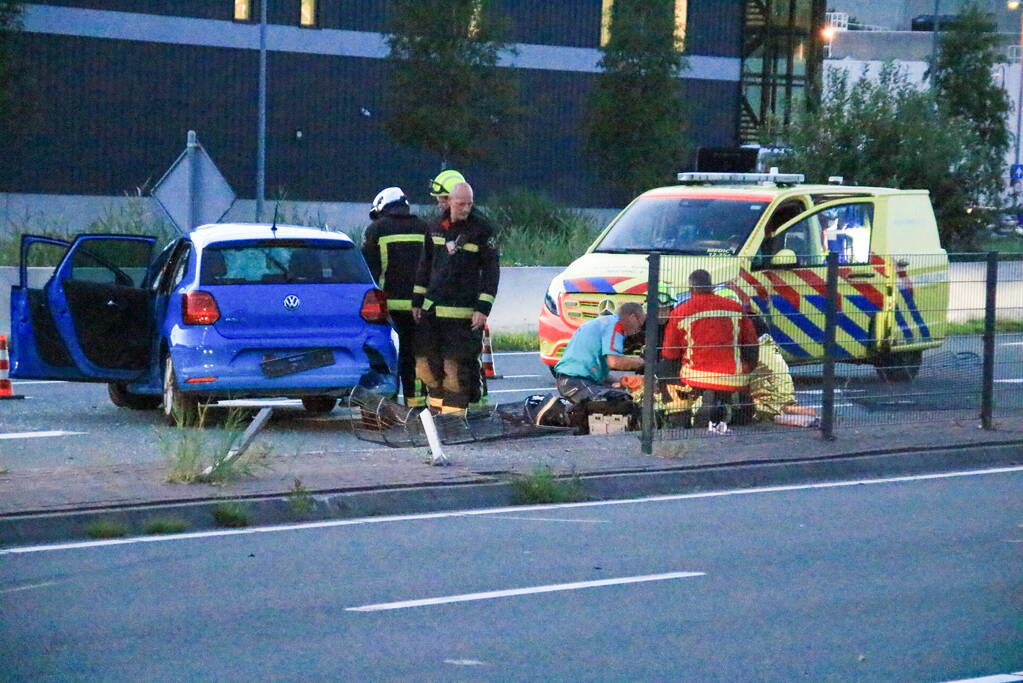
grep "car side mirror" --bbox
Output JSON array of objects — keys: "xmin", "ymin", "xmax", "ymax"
[{"xmin": 770, "ymin": 249, "xmax": 797, "ymax": 267}]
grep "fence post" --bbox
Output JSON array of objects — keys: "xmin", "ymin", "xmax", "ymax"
[
  {"xmin": 820, "ymin": 251, "xmax": 839, "ymax": 441},
  {"xmin": 641, "ymin": 253, "xmax": 661, "ymax": 455},
  {"xmin": 980, "ymin": 251, "xmax": 998, "ymax": 430}
]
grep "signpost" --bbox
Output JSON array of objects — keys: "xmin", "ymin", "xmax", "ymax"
[
  {"xmin": 1012, "ymin": 163, "xmax": 1023, "ymax": 182},
  {"xmin": 153, "ymin": 131, "xmax": 236, "ymax": 234}
]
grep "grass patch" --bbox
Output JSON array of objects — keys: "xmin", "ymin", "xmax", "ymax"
[
  {"xmin": 142, "ymin": 517, "xmax": 189, "ymax": 535},
  {"xmin": 161, "ymin": 406, "xmax": 271, "ymax": 484},
  {"xmin": 509, "ymin": 467, "xmax": 587, "ymax": 505},
  {"xmin": 481, "ymin": 189, "xmax": 600, "ymax": 266},
  {"xmin": 491, "ymin": 331, "xmax": 539, "ymax": 352},
  {"xmin": 947, "ymin": 319, "xmax": 1023, "ymax": 335},
  {"xmin": 211, "ymin": 502, "xmax": 250, "ymax": 528},
  {"xmin": 286, "ymin": 478, "xmax": 315, "ymax": 517},
  {"xmin": 979, "ymin": 234, "xmax": 1023, "ymax": 254},
  {"xmin": 84, "ymin": 519, "xmax": 130, "ymax": 539}
]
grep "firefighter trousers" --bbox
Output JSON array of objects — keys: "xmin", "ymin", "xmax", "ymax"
[
  {"xmin": 415, "ymin": 312, "xmax": 483, "ymax": 412},
  {"xmin": 390, "ymin": 311, "xmax": 425, "ymax": 407}
]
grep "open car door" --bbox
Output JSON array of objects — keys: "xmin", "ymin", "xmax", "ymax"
[
  {"xmin": 749, "ymin": 198, "xmax": 889, "ymax": 362},
  {"xmin": 10, "ymin": 234, "xmax": 157, "ymax": 382}
]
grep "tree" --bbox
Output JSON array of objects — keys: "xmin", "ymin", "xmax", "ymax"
[
  {"xmin": 930, "ymin": 3, "xmax": 1010, "ymax": 194},
  {"xmin": 0, "ymin": 2, "xmax": 22, "ymax": 125},
  {"xmin": 384, "ymin": 0, "xmax": 518, "ymax": 167},
  {"xmin": 587, "ymin": 0, "xmax": 689, "ymax": 201},
  {"xmin": 775, "ymin": 64, "xmax": 990, "ymax": 249}
]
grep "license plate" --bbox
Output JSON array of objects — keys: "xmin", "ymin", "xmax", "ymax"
[{"xmin": 260, "ymin": 348, "xmax": 335, "ymax": 378}]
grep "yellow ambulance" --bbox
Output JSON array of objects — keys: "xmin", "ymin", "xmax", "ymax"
[{"xmin": 538, "ymin": 172, "xmax": 949, "ymax": 381}]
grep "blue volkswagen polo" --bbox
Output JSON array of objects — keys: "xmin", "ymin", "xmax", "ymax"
[{"xmin": 9, "ymin": 224, "xmax": 398, "ymax": 422}]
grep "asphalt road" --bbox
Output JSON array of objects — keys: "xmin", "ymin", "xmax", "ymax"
[
  {"xmin": 2, "ymin": 466, "xmax": 1021, "ymax": 681},
  {"xmin": 2, "ymin": 335, "xmax": 1022, "ymax": 470}
]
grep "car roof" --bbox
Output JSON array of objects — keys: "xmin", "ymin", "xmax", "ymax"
[
  {"xmin": 188, "ymin": 223, "xmax": 355, "ymax": 248},
  {"xmin": 640, "ymin": 184, "xmax": 909, "ymax": 201}
]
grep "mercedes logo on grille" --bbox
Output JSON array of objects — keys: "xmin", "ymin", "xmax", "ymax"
[
  {"xmin": 283, "ymin": 295, "xmax": 300, "ymax": 311},
  {"xmin": 597, "ymin": 298, "xmax": 617, "ymax": 315}
]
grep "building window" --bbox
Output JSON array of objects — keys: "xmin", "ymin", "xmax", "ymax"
[
  {"xmin": 300, "ymin": 0, "xmax": 317, "ymax": 27},
  {"xmin": 234, "ymin": 0, "xmax": 251, "ymax": 22},
  {"xmin": 601, "ymin": 0, "xmax": 688, "ymax": 49}
]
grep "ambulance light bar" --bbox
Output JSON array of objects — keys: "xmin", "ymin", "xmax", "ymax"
[{"xmin": 676, "ymin": 171, "xmax": 805, "ymax": 186}]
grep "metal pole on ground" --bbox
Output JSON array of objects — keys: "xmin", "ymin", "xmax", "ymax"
[
  {"xmin": 641, "ymin": 253, "xmax": 661, "ymax": 455},
  {"xmin": 981, "ymin": 251, "xmax": 998, "ymax": 430},
  {"xmin": 820, "ymin": 252, "xmax": 839, "ymax": 440},
  {"xmin": 186, "ymin": 130, "xmax": 199, "ymax": 231}
]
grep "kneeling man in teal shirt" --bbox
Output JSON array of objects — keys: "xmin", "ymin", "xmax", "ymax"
[{"xmin": 553, "ymin": 301, "xmax": 646, "ymax": 404}]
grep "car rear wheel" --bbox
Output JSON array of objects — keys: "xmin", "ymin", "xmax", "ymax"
[
  {"xmin": 301, "ymin": 396, "xmax": 336, "ymax": 414},
  {"xmin": 873, "ymin": 350, "xmax": 922, "ymax": 383},
  {"xmin": 163, "ymin": 355, "xmax": 199, "ymax": 425},
  {"xmin": 108, "ymin": 383, "xmax": 161, "ymax": 410}
]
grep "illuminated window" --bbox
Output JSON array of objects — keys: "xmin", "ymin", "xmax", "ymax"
[
  {"xmin": 300, "ymin": 0, "xmax": 317, "ymax": 27},
  {"xmin": 234, "ymin": 0, "xmax": 250, "ymax": 21},
  {"xmin": 601, "ymin": 0, "xmax": 688, "ymax": 50}
]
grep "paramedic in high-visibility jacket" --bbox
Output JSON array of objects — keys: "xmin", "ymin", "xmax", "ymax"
[
  {"xmin": 362, "ymin": 187, "xmax": 429, "ymax": 408},
  {"xmin": 411, "ymin": 182, "xmax": 499, "ymax": 414},
  {"xmin": 661, "ymin": 269, "xmax": 758, "ymax": 426}
]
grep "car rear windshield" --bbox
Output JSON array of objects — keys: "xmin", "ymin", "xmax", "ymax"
[
  {"xmin": 199, "ymin": 239, "xmax": 372, "ymax": 285},
  {"xmin": 594, "ymin": 197, "xmax": 767, "ymax": 255}
]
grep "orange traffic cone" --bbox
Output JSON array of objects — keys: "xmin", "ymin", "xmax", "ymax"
[
  {"xmin": 480, "ymin": 324, "xmax": 502, "ymax": 380},
  {"xmin": 0, "ymin": 335, "xmax": 26, "ymax": 400}
]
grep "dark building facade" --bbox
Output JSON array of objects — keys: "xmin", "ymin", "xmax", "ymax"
[{"xmin": 3, "ymin": 1, "xmax": 823, "ymax": 208}]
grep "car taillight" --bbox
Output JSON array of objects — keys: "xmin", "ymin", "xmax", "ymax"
[
  {"xmin": 183, "ymin": 291, "xmax": 220, "ymax": 325},
  {"xmin": 360, "ymin": 289, "xmax": 389, "ymax": 324}
]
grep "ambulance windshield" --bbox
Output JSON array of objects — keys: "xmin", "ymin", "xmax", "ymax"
[{"xmin": 594, "ymin": 197, "xmax": 766, "ymax": 255}]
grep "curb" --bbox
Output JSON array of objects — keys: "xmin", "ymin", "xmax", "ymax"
[{"xmin": 3, "ymin": 440, "xmax": 1021, "ymax": 548}]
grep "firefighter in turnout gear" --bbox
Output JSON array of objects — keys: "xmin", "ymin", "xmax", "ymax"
[
  {"xmin": 412, "ymin": 182, "xmax": 499, "ymax": 414},
  {"xmin": 362, "ymin": 187, "xmax": 429, "ymax": 408}
]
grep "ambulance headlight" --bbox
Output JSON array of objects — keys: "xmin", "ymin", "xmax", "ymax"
[{"xmin": 544, "ymin": 277, "xmax": 563, "ymax": 315}]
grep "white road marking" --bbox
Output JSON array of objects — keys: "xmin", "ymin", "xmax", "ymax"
[
  {"xmin": 6, "ymin": 465, "xmax": 1023, "ymax": 555},
  {"xmin": 485, "ymin": 515, "xmax": 609, "ymax": 524},
  {"xmin": 488, "ymin": 387, "xmax": 552, "ymax": 394},
  {"xmin": 12, "ymin": 380, "xmax": 67, "ymax": 385},
  {"xmin": 444, "ymin": 659, "xmax": 487, "ymax": 667},
  {"xmin": 994, "ymin": 379, "xmax": 1023, "ymax": 384},
  {"xmin": 345, "ymin": 571, "xmax": 705, "ymax": 612},
  {"xmin": 940, "ymin": 673, "xmax": 1023, "ymax": 683},
  {"xmin": 0, "ymin": 430, "xmax": 86, "ymax": 440},
  {"xmin": 1000, "ymin": 341, "xmax": 1023, "ymax": 347},
  {"xmin": 0, "ymin": 581, "xmax": 57, "ymax": 594},
  {"xmin": 493, "ymin": 351, "xmax": 541, "ymax": 357},
  {"xmin": 498, "ymin": 374, "xmax": 541, "ymax": 379}
]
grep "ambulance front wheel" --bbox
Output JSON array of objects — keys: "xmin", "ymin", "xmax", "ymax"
[{"xmin": 873, "ymin": 350, "xmax": 922, "ymax": 383}]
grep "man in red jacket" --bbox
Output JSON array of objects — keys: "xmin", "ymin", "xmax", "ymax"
[{"xmin": 661, "ymin": 269, "xmax": 758, "ymax": 431}]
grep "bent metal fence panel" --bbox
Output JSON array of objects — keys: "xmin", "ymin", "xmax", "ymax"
[{"xmin": 639, "ymin": 252, "xmax": 1023, "ymax": 453}]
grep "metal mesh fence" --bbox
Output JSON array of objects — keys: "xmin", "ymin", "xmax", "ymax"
[{"xmin": 640, "ymin": 252, "xmax": 1023, "ymax": 450}]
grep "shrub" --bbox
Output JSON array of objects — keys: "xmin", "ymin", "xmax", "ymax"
[
  {"xmin": 143, "ymin": 517, "xmax": 190, "ymax": 535},
  {"xmin": 509, "ymin": 467, "xmax": 587, "ymax": 505},
  {"xmin": 481, "ymin": 189, "xmax": 598, "ymax": 266},
  {"xmin": 84, "ymin": 519, "xmax": 129, "ymax": 539},
  {"xmin": 212, "ymin": 502, "xmax": 250, "ymax": 528}
]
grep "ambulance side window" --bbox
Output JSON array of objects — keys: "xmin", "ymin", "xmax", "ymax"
[
  {"xmin": 821, "ymin": 204, "xmax": 874, "ymax": 265},
  {"xmin": 757, "ymin": 217, "xmax": 825, "ymax": 268}
]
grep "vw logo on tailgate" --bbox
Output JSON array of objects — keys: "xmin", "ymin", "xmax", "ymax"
[{"xmin": 283, "ymin": 295, "xmax": 301, "ymax": 311}]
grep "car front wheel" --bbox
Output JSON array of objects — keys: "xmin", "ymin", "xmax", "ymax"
[
  {"xmin": 301, "ymin": 396, "xmax": 336, "ymax": 414},
  {"xmin": 163, "ymin": 355, "xmax": 199, "ymax": 425},
  {"xmin": 108, "ymin": 383, "xmax": 161, "ymax": 410}
]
